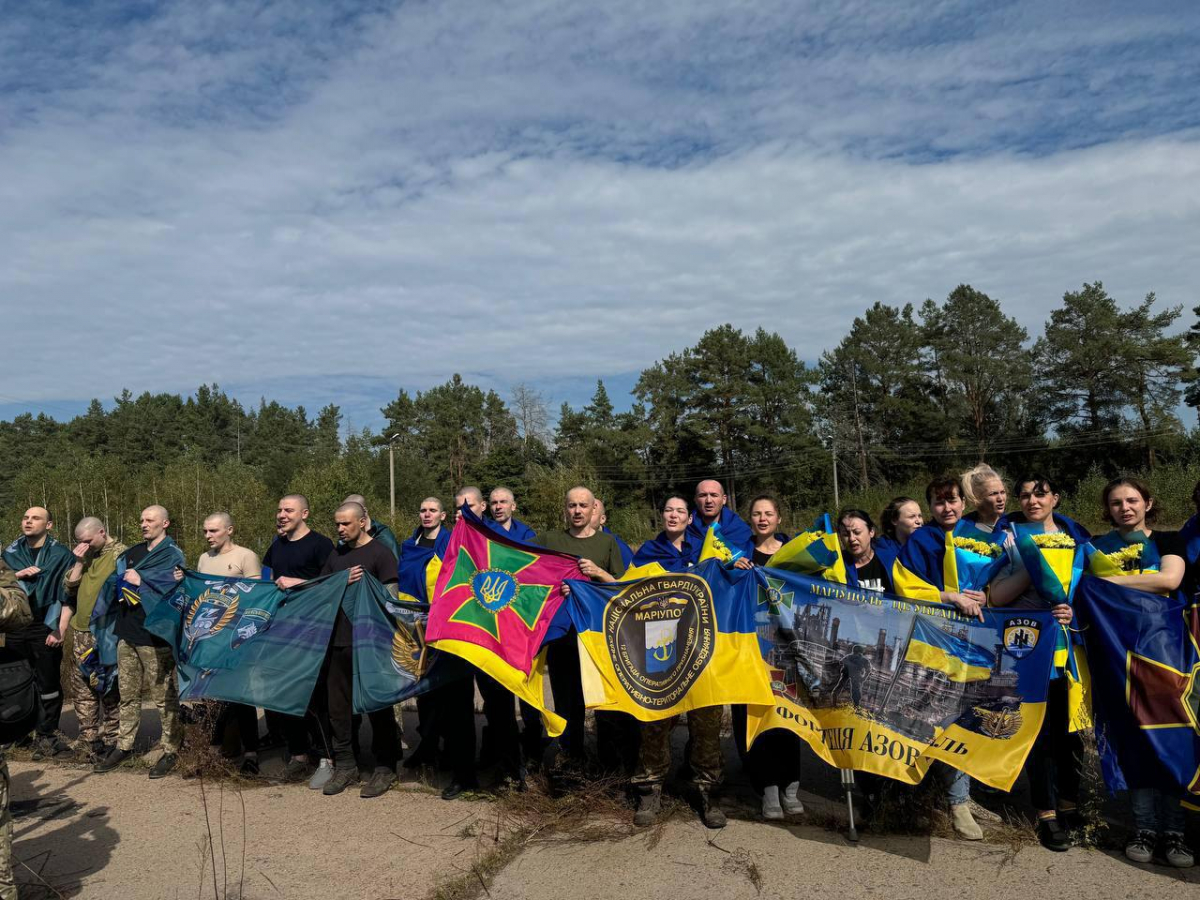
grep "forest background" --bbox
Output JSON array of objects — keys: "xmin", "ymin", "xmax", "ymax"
[{"xmin": 6, "ymin": 281, "xmax": 1200, "ymax": 561}]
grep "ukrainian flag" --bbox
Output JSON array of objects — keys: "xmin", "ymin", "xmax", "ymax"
[
  {"xmin": 766, "ymin": 514, "xmax": 848, "ymax": 583},
  {"xmin": 565, "ymin": 560, "xmax": 773, "ymax": 721},
  {"xmin": 904, "ymin": 617, "xmax": 993, "ymax": 683},
  {"xmin": 698, "ymin": 521, "xmax": 746, "ymax": 565}
]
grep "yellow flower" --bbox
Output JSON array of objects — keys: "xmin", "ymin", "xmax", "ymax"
[
  {"xmin": 952, "ymin": 536, "xmax": 1002, "ymax": 558},
  {"xmin": 1103, "ymin": 543, "xmax": 1144, "ymax": 572},
  {"xmin": 1031, "ymin": 533, "xmax": 1075, "ymax": 550}
]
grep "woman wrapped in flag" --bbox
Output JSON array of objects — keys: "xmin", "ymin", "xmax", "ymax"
[
  {"xmin": 987, "ymin": 473, "xmax": 1090, "ymax": 852},
  {"xmin": 836, "ymin": 509, "xmax": 893, "ymax": 593},
  {"xmin": 628, "ymin": 496, "xmax": 696, "ymax": 575},
  {"xmin": 892, "ymin": 474, "xmax": 1013, "ymax": 841},
  {"xmin": 1087, "ymin": 477, "xmax": 1191, "ymax": 868},
  {"xmin": 731, "ymin": 495, "xmax": 806, "ymax": 821},
  {"xmin": 961, "ymin": 464, "xmax": 1010, "ymax": 535},
  {"xmin": 874, "ymin": 496, "xmax": 924, "ymax": 575}
]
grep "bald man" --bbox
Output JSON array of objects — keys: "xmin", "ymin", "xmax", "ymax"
[
  {"xmin": 317, "ymin": 502, "xmax": 402, "ymax": 799},
  {"xmin": 63, "ymin": 517, "xmax": 126, "ymax": 759},
  {"xmin": 589, "ymin": 498, "xmax": 634, "ymax": 567},
  {"xmin": 454, "ymin": 486, "xmax": 487, "ymax": 522},
  {"xmin": 190, "ymin": 513, "xmax": 263, "ymax": 774},
  {"xmin": 537, "ymin": 487, "xmax": 630, "ymax": 769},
  {"xmin": 96, "ymin": 505, "xmax": 186, "ymax": 777},
  {"xmin": 684, "ymin": 479, "xmax": 754, "ymax": 564},
  {"xmin": 342, "ymin": 494, "xmax": 400, "ymax": 559},
  {"xmin": 3, "ymin": 507, "xmax": 74, "ymax": 757},
  {"xmin": 486, "ymin": 488, "xmax": 536, "ymax": 543}
]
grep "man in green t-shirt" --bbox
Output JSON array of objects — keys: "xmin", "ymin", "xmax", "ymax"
[
  {"xmin": 537, "ymin": 487, "xmax": 632, "ymax": 771},
  {"xmin": 63, "ymin": 517, "xmax": 126, "ymax": 759}
]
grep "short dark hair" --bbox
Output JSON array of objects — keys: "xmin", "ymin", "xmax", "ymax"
[
  {"xmin": 1014, "ymin": 473, "xmax": 1059, "ymax": 497},
  {"xmin": 925, "ymin": 476, "xmax": 962, "ymax": 506},
  {"xmin": 880, "ymin": 497, "xmax": 918, "ymax": 541},
  {"xmin": 838, "ymin": 508, "xmax": 875, "ymax": 533},
  {"xmin": 1101, "ymin": 477, "xmax": 1158, "ymax": 525}
]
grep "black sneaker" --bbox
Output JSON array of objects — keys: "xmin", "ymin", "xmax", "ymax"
[
  {"xmin": 441, "ymin": 780, "xmax": 477, "ymax": 800},
  {"xmin": 239, "ymin": 757, "xmax": 261, "ymax": 777},
  {"xmin": 149, "ymin": 753, "xmax": 178, "ymax": 779},
  {"xmin": 1037, "ymin": 816, "xmax": 1071, "ymax": 852},
  {"xmin": 281, "ymin": 758, "xmax": 312, "ymax": 783},
  {"xmin": 1125, "ymin": 830, "xmax": 1156, "ymax": 864},
  {"xmin": 1162, "ymin": 832, "xmax": 1195, "ymax": 868},
  {"xmin": 323, "ymin": 767, "xmax": 360, "ymax": 796},
  {"xmin": 360, "ymin": 768, "xmax": 397, "ymax": 799},
  {"xmin": 94, "ymin": 747, "xmax": 131, "ymax": 773}
]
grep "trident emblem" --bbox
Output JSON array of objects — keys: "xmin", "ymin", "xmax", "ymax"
[{"xmin": 473, "ymin": 570, "xmax": 517, "ymax": 612}]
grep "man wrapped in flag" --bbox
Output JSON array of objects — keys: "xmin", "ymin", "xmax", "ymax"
[
  {"xmin": 684, "ymin": 479, "xmax": 753, "ymax": 565},
  {"xmin": 567, "ymin": 560, "xmax": 773, "ymax": 828}
]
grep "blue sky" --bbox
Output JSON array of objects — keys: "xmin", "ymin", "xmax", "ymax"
[{"xmin": 2, "ymin": 1, "xmax": 1199, "ymax": 431}]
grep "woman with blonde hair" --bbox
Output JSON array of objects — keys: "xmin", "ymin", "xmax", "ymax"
[{"xmin": 961, "ymin": 463, "xmax": 1008, "ymax": 532}]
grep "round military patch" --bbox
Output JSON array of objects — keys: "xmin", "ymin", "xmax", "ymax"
[
  {"xmin": 603, "ymin": 573, "xmax": 716, "ymax": 711},
  {"xmin": 471, "ymin": 569, "xmax": 519, "ymax": 613}
]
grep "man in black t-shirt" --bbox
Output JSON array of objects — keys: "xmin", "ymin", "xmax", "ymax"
[
  {"xmin": 317, "ymin": 502, "xmax": 401, "ymax": 799},
  {"xmin": 261, "ymin": 494, "xmax": 335, "ymax": 783}
]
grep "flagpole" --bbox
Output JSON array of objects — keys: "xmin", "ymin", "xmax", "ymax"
[{"xmin": 879, "ymin": 615, "xmax": 919, "ymax": 713}]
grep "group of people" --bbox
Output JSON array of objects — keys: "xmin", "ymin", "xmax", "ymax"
[{"xmin": 0, "ymin": 468, "xmax": 1195, "ymax": 878}]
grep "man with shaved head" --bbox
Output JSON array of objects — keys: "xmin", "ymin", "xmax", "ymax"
[
  {"xmin": 186, "ymin": 513, "xmax": 263, "ymax": 774},
  {"xmin": 96, "ymin": 505, "xmax": 186, "ymax": 777},
  {"xmin": 316, "ymin": 501, "xmax": 402, "ymax": 799},
  {"xmin": 261, "ymin": 493, "xmax": 334, "ymax": 785},
  {"xmin": 342, "ymin": 494, "xmax": 400, "ymax": 559},
  {"xmin": 3, "ymin": 506, "xmax": 74, "ymax": 757},
  {"xmin": 536, "ymin": 487, "xmax": 630, "ymax": 769},
  {"xmin": 487, "ymin": 487, "xmax": 536, "ymax": 543},
  {"xmin": 454, "ymin": 486, "xmax": 487, "ymax": 522},
  {"xmin": 64, "ymin": 516, "xmax": 126, "ymax": 759},
  {"xmin": 589, "ymin": 498, "xmax": 634, "ymax": 568},
  {"xmin": 684, "ymin": 479, "xmax": 753, "ymax": 564}
]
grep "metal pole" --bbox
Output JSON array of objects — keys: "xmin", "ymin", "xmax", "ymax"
[
  {"xmin": 832, "ymin": 437, "xmax": 840, "ymax": 509},
  {"xmin": 841, "ymin": 768, "xmax": 859, "ymax": 841},
  {"xmin": 389, "ymin": 443, "xmax": 396, "ymax": 520}
]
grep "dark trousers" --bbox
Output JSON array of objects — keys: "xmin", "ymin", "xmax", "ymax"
[
  {"xmin": 731, "ymin": 705, "xmax": 802, "ymax": 793},
  {"xmin": 519, "ymin": 699, "xmax": 545, "ymax": 763},
  {"xmin": 231, "ymin": 704, "xmax": 260, "ymax": 753},
  {"xmin": 546, "ymin": 631, "xmax": 587, "ymax": 761},
  {"xmin": 477, "ymin": 670, "xmax": 522, "ymax": 778},
  {"xmin": 323, "ymin": 643, "xmax": 399, "ymax": 771},
  {"xmin": 596, "ymin": 711, "xmax": 641, "ymax": 774},
  {"xmin": 17, "ymin": 624, "xmax": 63, "ymax": 737},
  {"xmin": 438, "ymin": 673, "xmax": 478, "ymax": 786},
  {"xmin": 1025, "ymin": 677, "xmax": 1082, "ymax": 811}
]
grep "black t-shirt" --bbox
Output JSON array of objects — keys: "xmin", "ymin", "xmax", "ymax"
[
  {"xmin": 416, "ymin": 534, "xmax": 439, "ymax": 549},
  {"xmin": 321, "ymin": 539, "xmax": 399, "ymax": 647},
  {"xmin": 114, "ymin": 543, "xmax": 164, "ymax": 647},
  {"xmin": 1147, "ymin": 530, "xmax": 1185, "ymax": 561},
  {"xmin": 855, "ymin": 555, "xmax": 890, "ymax": 593},
  {"xmin": 263, "ymin": 530, "xmax": 334, "ymax": 580}
]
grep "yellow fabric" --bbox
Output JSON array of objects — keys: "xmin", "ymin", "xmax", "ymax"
[
  {"xmin": 1066, "ymin": 646, "xmax": 1093, "ymax": 733},
  {"xmin": 621, "ymin": 561, "xmax": 669, "ymax": 579},
  {"xmin": 890, "ymin": 559, "xmax": 941, "ymax": 603},
  {"xmin": 903, "ymin": 641, "xmax": 991, "ymax": 683},
  {"xmin": 425, "ymin": 556, "xmax": 443, "ymax": 604},
  {"xmin": 766, "ymin": 531, "xmax": 847, "ymax": 583},
  {"xmin": 576, "ymin": 630, "xmax": 773, "ymax": 723},
  {"xmin": 698, "ymin": 525, "xmax": 735, "ymax": 563},
  {"xmin": 745, "ymin": 692, "xmax": 1047, "ymax": 791},
  {"xmin": 431, "ymin": 639, "xmax": 565, "ymax": 737}
]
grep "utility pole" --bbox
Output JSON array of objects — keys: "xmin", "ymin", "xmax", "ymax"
[
  {"xmin": 832, "ymin": 435, "xmax": 840, "ymax": 509},
  {"xmin": 388, "ymin": 433, "xmax": 401, "ymax": 520}
]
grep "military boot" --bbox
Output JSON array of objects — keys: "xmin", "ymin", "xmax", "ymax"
[
  {"xmin": 698, "ymin": 789, "xmax": 726, "ymax": 829},
  {"xmin": 633, "ymin": 785, "xmax": 662, "ymax": 827}
]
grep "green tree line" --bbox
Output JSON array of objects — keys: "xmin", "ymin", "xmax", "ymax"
[{"xmin": 4, "ymin": 281, "xmax": 1200, "ymax": 560}]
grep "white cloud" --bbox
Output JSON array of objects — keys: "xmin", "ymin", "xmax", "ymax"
[{"xmin": 1, "ymin": 1, "xmax": 1197, "ymax": 426}]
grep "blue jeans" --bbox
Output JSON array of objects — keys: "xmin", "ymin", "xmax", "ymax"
[
  {"xmin": 1131, "ymin": 787, "xmax": 1186, "ymax": 834},
  {"xmin": 938, "ymin": 763, "xmax": 970, "ymax": 805}
]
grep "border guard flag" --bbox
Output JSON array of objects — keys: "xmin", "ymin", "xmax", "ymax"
[
  {"xmin": 426, "ymin": 509, "xmax": 580, "ymax": 736},
  {"xmin": 566, "ymin": 560, "xmax": 773, "ymax": 721}
]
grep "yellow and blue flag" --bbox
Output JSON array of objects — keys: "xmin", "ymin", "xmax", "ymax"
[
  {"xmin": 766, "ymin": 514, "xmax": 847, "ymax": 583},
  {"xmin": 565, "ymin": 560, "xmax": 773, "ymax": 721},
  {"xmin": 698, "ymin": 521, "xmax": 746, "ymax": 565},
  {"xmin": 892, "ymin": 520, "xmax": 1007, "ymax": 602},
  {"xmin": 904, "ymin": 617, "xmax": 993, "ymax": 683}
]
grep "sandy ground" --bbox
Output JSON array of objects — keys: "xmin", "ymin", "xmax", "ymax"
[{"xmin": 7, "ymin": 706, "xmax": 1200, "ymax": 899}]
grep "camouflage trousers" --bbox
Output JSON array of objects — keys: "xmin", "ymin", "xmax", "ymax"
[
  {"xmin": 631, "ymin": 706, "xmax": 724, "ymax": 789},
  {"xmin": 0, "ymin": 753, "xmax": 14, "ymax": 900},
  {"xmin": 69, "ymin": 628, "xmax": 120, "ymax": 746},
  {"xmin": 116, "ymin": 642, "xmax": 183, "ymax": 754}
]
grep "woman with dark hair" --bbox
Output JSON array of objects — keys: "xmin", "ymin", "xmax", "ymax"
[
  {"xmin": 1088, "ymin": 477, "xmax": 1191, "ymax": 867},
  {"xmin": 630, "ymin": 496, "xmax": 694, "ymax": 573},
  {"xmin": 748, "ymin": 495, "xmax": 788, "ymax": 565},
  {"xmin": 837, "ymin": 509, "xmax": 892, "ymax": 593},
  {"xmin": 988, "ymin": 474, "xmax": 1090, "ymax": 851}
]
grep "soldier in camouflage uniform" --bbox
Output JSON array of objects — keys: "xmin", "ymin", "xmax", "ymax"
[
  {"xmin": 64, "ymin": 517, "xmax": 126, "ymax": 758},
  {"xmin": 0, "ymin": 556, "xmax": 35, "ymax": 900},
  {"xmin": 632, "ymin": 707, "xmax": 725, "ymax": 829}
]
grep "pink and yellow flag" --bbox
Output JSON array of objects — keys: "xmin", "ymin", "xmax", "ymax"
[{"xmin": 426, "ymin": 512, "xmax": 580, "ymax": 735}]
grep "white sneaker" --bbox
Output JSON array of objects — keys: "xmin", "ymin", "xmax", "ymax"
[
  {"xmin": 951, "ymin": 802, "xmax": 983, "ymax": 841},
  {"xmin": 782, "ymin": 781, "xmax": 805, "ymax": 815},
  {"xmin": 762, "ymin": 786, "xmax": 784, "ymax": 820},
  {"xmin": 308, "ymin": 758, "xmax": 334, "ymax": 791}
]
